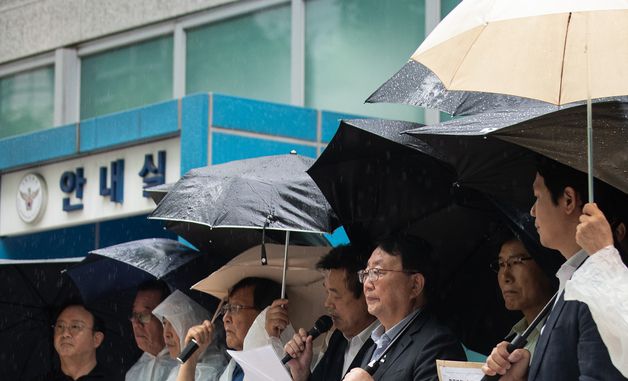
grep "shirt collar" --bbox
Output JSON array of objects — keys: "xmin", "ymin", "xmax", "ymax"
[
  {"xmin": 371, "ymin": 308, "xmax": 421, "ymax": 344},
  {"xmin": 508, "ymin": 317, "xmax": 543, "ymax": 337},
  {"xmin": 346, "ymin": 320, "xmax": 379, "ymax": 346},
  {"xmin": 144, "ymin": 347, "xmax": 171, "ymax": 360},
  {"xmin": 556, "ymin": 249, "xmax": 588, "ymax": 292}
]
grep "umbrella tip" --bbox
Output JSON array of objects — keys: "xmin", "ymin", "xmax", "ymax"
[{"xmin": 261, "ymin": 243, "xmax": 268, "ymax": 266}]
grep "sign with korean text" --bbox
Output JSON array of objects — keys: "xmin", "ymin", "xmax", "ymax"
[{"xmin": 0, "ymin": 138, "xmax": 180, "ymax": 236}]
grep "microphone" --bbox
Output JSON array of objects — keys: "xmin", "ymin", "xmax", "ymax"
[
  {"xmin": 281, "ymin": 315, "xmax": 333, "ymax": 364},
  {"xmin": 177, "ymin": 339, "xmax": 199, "ymax": 364}
]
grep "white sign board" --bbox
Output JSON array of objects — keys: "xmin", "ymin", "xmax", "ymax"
[
  {"xmin": 437, "ymin": 360, "xmax": 485, "ymax": 381},
  {"xmin": 0, "ymin": 138, "xmax": 180, "ymax": 236}
]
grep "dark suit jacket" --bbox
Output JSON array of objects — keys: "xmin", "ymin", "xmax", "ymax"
[
  {"xmin": 310, "ymin": 329, "xmax": 373, "ymax": 381},
  {"xmin": 359, "ymin": 309, "xmax": 466, "ymax": 381},
  {"xmin": 529, "ymin": 293, "xmax": 626, "ymax": 380}
]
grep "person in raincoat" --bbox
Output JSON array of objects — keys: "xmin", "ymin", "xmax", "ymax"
[
  {"xmin": 565, "ymin": 202, "xmax": 628, "ymax": 377},
  {"xmin": 152, "ymin": 290, "xmax": 229, "ymax": 381}
]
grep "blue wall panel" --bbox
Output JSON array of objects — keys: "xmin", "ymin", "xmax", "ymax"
[
  {"xmin": 0, "ymin": 124, "xmax": 77, "ymax": 170},
  {"xmin": 0, "ymin": 224, "xmax": 95, "ymax": 260},
  {"xmin": 139, "ymin": 100, "xmax": 179, "ymax": 138},
  {"xmin": 79, "ymin": 100, "xmax": 178, "ymax": 153},
  {"xmin": 0, "ymin": 214, "xmax": 175, "ymax": 260},
  {"xmin": 211, "ymin": 132, "xmax": 316, "ymax": 165},
  {"xmin": 180, "ymin": 93, "xmax": 209, "ymax": 174},
  {"xmin": 80, "ymin": 110, "xmax": 140, "ymax": 152},
  {"xmin": 98, "ymin": 214, "xmax": 176, "ymax": 248},
  {"xmin": 213, "ymin": 94, "xmax": 318, "ymax": 141}
]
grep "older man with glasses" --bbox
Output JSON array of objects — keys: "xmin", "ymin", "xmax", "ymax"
[
  {"xmin": 343, "ymin": 235, "xmax": 465, "ymax": 381},
  {"xmin": 126, "ymin": 280, "xmax": 177, "ymax": 381},
  {"xmin": 176, "ymin": 277, "xmax": 282, "ymax": 381}
]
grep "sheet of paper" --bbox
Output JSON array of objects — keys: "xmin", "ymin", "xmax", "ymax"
[
  {"xmin": 227, "ymin": 345, "xmax": 292, "ymax": 381},
  {"xmin": 437, "ymin": 360, "xmax": 485, "ymax": 381}
]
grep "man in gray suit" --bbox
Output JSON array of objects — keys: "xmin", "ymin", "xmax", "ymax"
[
  {"xmin": 482, "ymin": 159, "xmax": 626, "ymax": 380},
  {"xmin": 343, "ymin": 235, "xmax": 465, "ymax": 381}
]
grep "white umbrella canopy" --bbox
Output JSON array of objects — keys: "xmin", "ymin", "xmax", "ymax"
[
  {"xmin": 413, "ymin": 0, "xmax": 628, "ymax": 105},
  {"xmin": 192, "ymin": 244, "xmax": 328, "ymax": 331}
]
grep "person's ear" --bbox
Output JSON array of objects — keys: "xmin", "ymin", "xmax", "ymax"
[
  {"xmin": 562, "ymin": 186, "xmax": 581, "ymax": 215},
  {"xmin": 93, "ymin": 331, "xmax": 104, "ymax": 349},
  {"xmin": 411, "ymin": 273, "xmax": 425, "ymax": 298}
]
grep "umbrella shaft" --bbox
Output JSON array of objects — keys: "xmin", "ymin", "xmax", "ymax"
[
  {"xmin": 281, "ymin": 231, "xmax": 290, "ymax": 298},
  {"xmin": 587, "ymin": 97, "xmax": 594, "ymax": 203}
]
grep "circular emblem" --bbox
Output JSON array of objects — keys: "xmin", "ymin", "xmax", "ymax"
[{"xmin": 16, "ymin": 173, "xmax": 47, "ymax": 224}]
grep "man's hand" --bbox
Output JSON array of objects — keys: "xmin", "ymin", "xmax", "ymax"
[
  {"xmin": 283, "ymin": 328, "xmax": 313, "ymax": 381},
  {"xmin": 342, "ymin": 368, "xmax": 373, "ymax": 381},
  {"xmin": 482, "ymin": 341, "xmax": 529, "ymax": 381},
  {"xmin": 576, "ymin": 203, "xmax": 614, "ymax": 255},
  {"xmin": 265, "ymin": 299, "xmax": 290, "ymax": 338}
]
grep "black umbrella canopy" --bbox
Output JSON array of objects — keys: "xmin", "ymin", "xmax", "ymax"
[
  {"xmin": 0, "ymin": 260, "xmax": 140, "ymax": 381},
  {"xmin": 308, "ymin": 118, "xmax": 545, "ymax": 353},
  {"xmin": 65, "ymin": 238, "xmax": 223, "ymax": 304},
  {"xmin": 407, "ymin": 101, "xmax": 628, "ymax": 195},
  {"xmin": 366, "ymin": 60, "xmax": 549, "ymax": 116},
  {"xmin": 145, "ymin": 182, "xmax": 174, "ymax": 205},
  {"xmin": 149, "ymin": 154, "xmax": 338, "ymax": 253},
  {"xmin": 308, "ymin": 118, "xmax": 539, "ymax": 246},
  {"xmin": 366, "ymin": 60, "xmax": 628, "ymax": 118}
]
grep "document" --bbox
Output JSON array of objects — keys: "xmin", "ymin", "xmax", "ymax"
[
  {"xmin": 227, "ymin": 345, "xmax": 292, "ymax": 381},
  {"xmin": 437, "ymin": 360, "xmax": 485, "ymax": 381}
]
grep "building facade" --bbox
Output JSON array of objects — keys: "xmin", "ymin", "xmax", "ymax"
[{"xmin": 0, "ymin": 0, "xmax": 461, "ymax": 260}]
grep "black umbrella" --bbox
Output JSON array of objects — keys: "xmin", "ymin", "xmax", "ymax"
[
  {"xmin": 307, "ymin": 118, "xmax": 561, "ymax": 353},
  {"xmin": 150, "ymin": 154, "xmax": 338, "ymax": 235},
  {"xmin": 367, "ymin": 58, "xmax": 628, "ymax": 117},
  {"xmin": 366, "ymin": 60, "xmax": 550, "ymax": 116},
  {"xmin": 145, "ymin": 183, "xmax": 174, "ymax": 205},
  {"xmin": 407, "ymin": 101, "xmax": 628, "ymax": 194},
  {"xmin": 65, "ymin": 238, "xmax": 223, "ymax": 305},
  {"xmin": 0, "ymin": 259, "xmax": 140, "ymax": 381},
  {"xmin": 149, "ymin": 153, "xmax": 339, "ymax": 296},
  {"xmin": 308, "ymin": 119, "xmax": 539, "ymax": 244}
]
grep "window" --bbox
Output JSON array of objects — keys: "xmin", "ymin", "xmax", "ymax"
[
  {"xmin": 186, "ymin": 5, "xmax": 291, "ymax": 104},
  {"xmin": 305, "ymin": 0, "xmax": 425, "ymax": 122},
  {"xmin": 441, "ymin": 0, "xmax": 462, "ymax": 19},
  {"xmin": 80, "ymin": 36, "xmax": 173, "ymax": 119},
  {"xmin": 0, "ymin": 66, "xmax": 54, "ymax": 139}
]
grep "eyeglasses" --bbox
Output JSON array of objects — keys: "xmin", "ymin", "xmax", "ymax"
[
  {"xmin": 490, "ymin": 256, "xmax": 534, "ymax": 273},
  {"xmin": 129, "ymin": 312, "xmax": 153, "ymax": 325},
  {"xmin": 357, "ymin": 268, "xmax": 418, "ymax": 284},
  {"xmin": 220, "ymin": 303, "xmax": 257, "ymax": 316},
  {"xmin": 52, "ymin": 323, "xmax": 92, "ymax": 335}
]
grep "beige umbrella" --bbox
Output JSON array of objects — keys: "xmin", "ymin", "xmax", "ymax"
[
  {"xmin": 409, "ymin": 0, "xmax": 628, "ymax": 201},
  {"xmin": 413, "ymin": 0, "xmax": 628, "ymax": 104},
  {"xmin": 191, "ymin": 244, "xmax": 328, "ymax": 331}
]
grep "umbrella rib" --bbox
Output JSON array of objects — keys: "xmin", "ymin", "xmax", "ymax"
[
  {"xmin": 557, "ymin": 12, "xmax": 573, "ymax": 105},
  {"xmin": 446, "ymin": 23, "xmax": 487, "ymax": 89}
]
